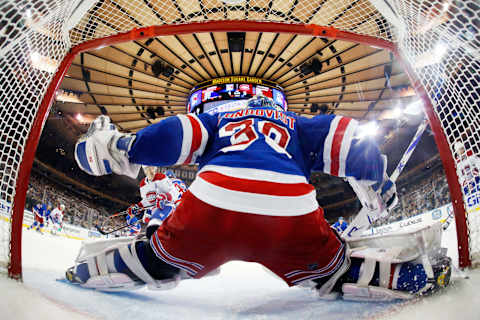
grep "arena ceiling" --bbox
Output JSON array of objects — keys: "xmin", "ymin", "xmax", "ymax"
[{"xmin": 54, "ymin": 34, "xmax": 414, "ymax": 133}]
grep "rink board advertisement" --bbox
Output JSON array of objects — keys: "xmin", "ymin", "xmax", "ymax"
[
  {"xmin": 0, "ymin": 199, "xmax": 103, "ymax": 240},
  {"xmin": 367, "ymin": 203, "xmax": 455, "ymax": 235}
]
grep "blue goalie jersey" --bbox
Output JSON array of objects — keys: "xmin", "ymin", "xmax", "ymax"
[{"xmin": 129, "ymin": 107, "xmax": 386, "ymax": 216}]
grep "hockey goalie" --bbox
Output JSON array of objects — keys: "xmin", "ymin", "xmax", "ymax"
[{"xmin": 68, "ymin": 96, "xmax": 451, "ymax": 301}]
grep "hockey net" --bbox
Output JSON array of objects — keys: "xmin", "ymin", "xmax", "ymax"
[{"xmin": 0, "ymin": 0, "xmax": 478, "ymax": 278}]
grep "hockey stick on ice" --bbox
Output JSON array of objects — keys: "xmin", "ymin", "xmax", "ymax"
[
  {"xmin": 342, "ymin": 118, "xmax": 429, "ymax": 238},
  {"xmin": 95, "ymin": 208, "xmax": 148, "ymax": 235}
]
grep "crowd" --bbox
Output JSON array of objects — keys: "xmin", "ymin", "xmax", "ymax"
[
  {"xmin": 374, "ymin": 165, "xmax": 451, "ymax": 226},
  {"xmin": 26, "ymin": 171, "xmax": 111, "ymax": 229},
  {"xmin": 23, "ymin": 159, "xmax": 454, "ymax": 231}
]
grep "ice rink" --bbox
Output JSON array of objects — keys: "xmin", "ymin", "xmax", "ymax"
[{"xmin": 1, "ymin": 225, "xmax": 479, "ymax": 320}]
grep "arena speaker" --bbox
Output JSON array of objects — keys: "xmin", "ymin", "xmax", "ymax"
[
  {"xmin": 152, "ymin": 60, "xmax": 174, "ymax": 78},
  {"xmin": 227, "ymin": 32, "xmax": 245, "ymax": 52}
]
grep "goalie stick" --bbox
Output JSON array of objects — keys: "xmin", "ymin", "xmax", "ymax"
[{"xmin": 343, "ymin": 118, "xmax": 429, "ymax": 238}]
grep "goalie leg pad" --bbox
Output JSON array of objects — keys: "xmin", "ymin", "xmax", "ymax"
[
  {"xmin": 67, "ymin": 237, "xmax": 186, "ymax": 291},
  {"xmin": 337, "ymin": 246, "xmax": 451, "ymax": 301}
]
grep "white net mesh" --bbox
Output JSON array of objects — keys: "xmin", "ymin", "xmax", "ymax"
[
  {"xmin": 70, "ymin": 0, "xmax": 393, "ymax": 45},
  {"xmin": 0, "ymin": 0, "xmax": 81, "ymax": 274},
  {"xmin": 0, "ymin": 0, "xmax": 478, "ymax": 275},
  {"xmin": 381, "ymin": 0, "xmax": 480, "ymax": 264}
]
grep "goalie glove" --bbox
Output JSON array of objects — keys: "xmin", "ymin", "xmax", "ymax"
[
  {"xmin": 373, "ymin": 176, "xmax": 398, "ymax": 211},
  {"xmin": 74, "ymin": 116, "xmax": 141, "ymax": 179}
]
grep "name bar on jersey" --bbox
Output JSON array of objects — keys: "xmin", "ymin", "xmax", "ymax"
[{"xmin": 222, "ymin": 108, "xmax": 296, "ymax": 129}]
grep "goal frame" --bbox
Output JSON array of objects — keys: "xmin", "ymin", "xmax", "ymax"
[{"xmin": 8, "ymin": 20, "xmax": 470, "ymax": 279}]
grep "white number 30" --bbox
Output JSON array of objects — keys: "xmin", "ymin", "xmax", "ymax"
[{"xmin": 219, "ymin": 119, "xmax": 292, "ymax": 158}]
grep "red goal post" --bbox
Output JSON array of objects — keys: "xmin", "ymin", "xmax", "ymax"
[{"xmin": 0, "ymin": 0, "xmax": 478, "ymax": 280}]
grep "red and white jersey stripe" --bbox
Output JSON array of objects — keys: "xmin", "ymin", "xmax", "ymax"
[
  {"xmin": 323, "ymin": 116, "xmax": 358, "ymax": 177},
  {"xmin": 176, "ymin": 114, "xmax": 209, "ymax": 165},
  {"xmin": 189, "ymin": 165, "xmax": 318, "ymax": 216}
]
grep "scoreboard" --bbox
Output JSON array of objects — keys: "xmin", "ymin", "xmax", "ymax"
[{"xmin": 187, "ymin": 76, "xmax": 287, "ymax": 114}]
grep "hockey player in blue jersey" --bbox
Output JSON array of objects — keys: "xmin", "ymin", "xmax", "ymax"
[
  {"xmin": 28, "ymin": 203, "xmax": 52, "ymax": 234},
  {"xmin": 332, "ymin": 217, "xmax": 348, "ymax": 233},
  {"xmin": 68, "ymin": 96, "xmax": 451, "ymax": 300},
  {"xmin": 126, "ymin": 209, "xmax": 141, "ymax": 236}
]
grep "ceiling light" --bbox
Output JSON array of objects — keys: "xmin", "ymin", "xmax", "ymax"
[
  {"xmin": 222, "ymin": 0, "xmax": 244, "ymax": 4},
  {"xmin": 357, "ymin": 121, "xmax": 378, "ymax": 139},
  {"xmin": 404, "ymin": 99, "xmax": 424, "ymax": 115},
  {"xmin": 393, "ymin": 107, "xmax": 403, "ymax": 117},
  {"xmin": 55, "ymin": 89, "xmax": 82, "ymax": 103},
  {"xmin": 30, "ymin": 51, "xmax": 58, "ymax": 73},
  {"xmin": 414, "ymin": 41, "xmax": 449, "ymax": 68},
  {"xmin": 433, "ymin": 42, "xmax": 448, "ymax": 59}
]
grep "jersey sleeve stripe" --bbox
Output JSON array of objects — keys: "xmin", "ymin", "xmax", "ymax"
[
  {"xmin": 184, "ymin": 115, "xmax": 203, "ymax": 164},
  {"xmin": 176, "ymin": 114, "xmax": 209, "ymax": 165},
  {"xmin": 323, "ymin": 116, "xmax": 341, "ymax": 175},
  {"xmin": 338, "ymin": 119, "xmax": 357, "ymax": 177},
  {"xmin": 330, "ymin": 117, "xmax": 351, "ymax": 176},
  {"xmin": 324, "ymin": 116, "xmax": 357, "ymax": 177},
  {"xmin": 176, "ymin": 115, "xmax": 193, "ymax": 164},
  {"xmin": 187, "ymin": 114, "xmax": 209, "ymax": 164}
]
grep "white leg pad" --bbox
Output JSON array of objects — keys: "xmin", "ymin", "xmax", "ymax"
[
  {"xmin": 75, "ymin": 236, "xmax": 184, "ymax": 291},
  {"xmin": 339, "ymin": 224, "xmax": 446, "ymax": 301}
]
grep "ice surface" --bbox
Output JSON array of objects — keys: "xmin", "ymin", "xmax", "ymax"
[{"xmin": 1, "ymin": 225, "xmax": 480, "ymax": 320}]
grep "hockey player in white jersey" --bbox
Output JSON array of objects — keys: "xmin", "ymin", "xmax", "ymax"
[
  {"xmin": 454, "ymin": 141, "xmax": 480, "ymax": 195},
  {"xmin": 127, "ymin": 166, "xmax": 179, "ymax": 223},
  {"xmin": 142, "ymin": 168, "xmax": 187, "ymax": 238},
  {"xmin": 49, "ymin": 204, "xmax": 65, "ymax": 235},
  {"xmin": 68, "ymin": 98, "xmax": 451, "ymax": 300},
  {"xmin": 164, "ymin": 170, "xmax": 187, "ymax": 206}
]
